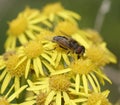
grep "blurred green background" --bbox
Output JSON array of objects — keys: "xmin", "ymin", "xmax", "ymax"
[{"xmin": 0, "ymin": 0, "xmax": 120, "ymax": 104}]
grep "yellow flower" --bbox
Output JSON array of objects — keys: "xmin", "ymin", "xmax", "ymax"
[
  {"xmin": 86, "ymin": 45, "xmax": 109, "ymax": 67},
  {"xmin": 0, "ymin": 84, "xmax": 27, "ymax": 105},
  {"xmin": 69, "ymin": 58, "xmax": 112, "ymax": 94},
  {"xmin": 50, "ymin": 43, "xmax": 71, "ymax": 68},
  {"xmin": 16, "ymin": 40, "xmax": 55, "ymax": 78},
  {"xmin": 42, "ymin": 2, "xmax": 80, "ymax": 22},
  {"xmin": 83, "ymin": 90, "xmax": 112, "ymax": 105},
  {"xmin": 0, "ymin": 51, "xmax": 27, "ymax": 93},
  {"xmin": 0, "ymin": 2, "xmax": 117, "ymax": 105},
  {"xmin": 27, "ymin": 73, "xmax": 87, "ymax": 105},
  {"xmin": 54, "ymin": 21, "xmax": 79, "ymax": 35},
  {"xmin": 5, "ymin": 7, "xmax": 48, "ymax": 50},
  {"xmin": 86, "ymin": 44, "xmax": 117, "ymax": 67},
  {"xmin": 35, "ymin": 30, "xmax": 56, "ymax": 47},
  {"xmin": 84, "ymin": 29, "xmax": 103, "ymax": 44},
  {"xmin": 43, "ymin": 2, "xmax": 64, "ymax": 15},
  {"xmin": 36, "ymin": 30, "xmax": 55, "ymax": 40}
]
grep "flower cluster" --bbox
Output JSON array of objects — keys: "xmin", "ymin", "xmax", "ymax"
[{"xmin": 0, "ymin": 2, "xmax": 117, "ymax": 105}]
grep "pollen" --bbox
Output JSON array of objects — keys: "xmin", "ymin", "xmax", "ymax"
[
  {"xmin": 36, "ymin": 92, "xmax": 47, "ymax": 105},
  {"xmin": 5, "ymin": 54, "xmax": 26, "ymax": 77},
  {"xmin": 24, "ymin": 40, "xmax": 44, "ymax": 58},
  {"xmin": 7, "ymin": 15, "xmax": 28, "ymax": 36},
  {"xmin": 70, "ymin": 59, "xmax": 96, "ymax": 75},
  {"xmin": 87, "ymin": 93, "xmax": 112, "ymax": 105},
  {"xmin": 86, "ymin": 46, "xmax": 109, "ymax": 67},
  {"xmin": 0, "ymin": 97, "xmax": 10, "ymax": 105},
  {"xmin": 49, "ymin": 75, "xmax": 70, "ymax": 91},
  {"xmin": 43, "ymin": 2, "xmax": 63, "ymax": 15},
  {"xmin": 54, "ymin": 21, "xmax": 78, "ymax": 35}
]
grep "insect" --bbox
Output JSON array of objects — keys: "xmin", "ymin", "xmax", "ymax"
[{"xmin": 52, "ymin": 36, "xmax": 85, "ymax": 58}]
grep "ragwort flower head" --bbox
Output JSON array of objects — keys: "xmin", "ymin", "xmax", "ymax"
[
  {"xmin": 86, "ymin": 44, "xmax": 117, "ymax": 67},
  {"xmin": 69, "ymin": 58, "xmax": 112, "ymax": 94},
  {"xmin": 0, "ymin": 51, "xmax": 27, "ymax": 93},
  {"xmin": 42, "ymin": 2, "xmax": 80, "ymax": 23},
  {"xmin": 54, "ymin": 21, "xmax": 79, "ymax": 35},
  {"xmin": 84, "ymin": 90, "xmax": 112, "ymax": 105},
  {"xmin": 16, "ymin": 39, "xmax": 55, "ymax": 78},
  {"xmin": 84, "ymin": 29, "xmax": 103, "ymax": 44},
  {"xmin": 27, "ymin": 73, "xmax": 88, "ymax": 105},
  {"xmin": 86, "ymin": 45, "xmax": 110, "ymax": 67},
  {"xmin": 5, "ymin": 7, "xmax": 48, "ymax": 50}
]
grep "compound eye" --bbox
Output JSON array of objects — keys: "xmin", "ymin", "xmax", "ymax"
[{"xmin": 75, "ymin": 46, "xmax": 85, "ymax": 54}]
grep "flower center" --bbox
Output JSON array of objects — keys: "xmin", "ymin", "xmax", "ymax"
[
  {"xmin": 24, "ymin": 41, "xmax": 44, "ymax": 58},
  {"xmin": 86, "ymin": 46, "xmax": 109, "ymax": 67},
  {"xmin": 70, "ymin": 59, "xmax": 96, "ymax": 75},
  {"xmin": 5, "ymin": 54, "xmax": 26, "ymax": 77},
  {"xmin": 8, "ymin": 15, "xmax": 28, "ymax": 36},
  {"xmin": 0, "ymin": 97, "xmax": 10, "ymax": 105},
  {"xmin": 49, "ymin": 75, "xmax": 70, "ymax": 91},
  {"xmin": 54, "ymin": 21, "xmax": 78, "ymax": 35},
  {"xmin": 87, "ymin": 93, "xmax": 111, "ymax": 105},
  {"xmin": 36, "ymin": 92, "xmax": 47, "ymax": 105},
  {"xmin": 85, "ymin": 29, "xmax": 103, "ymax": 44}
]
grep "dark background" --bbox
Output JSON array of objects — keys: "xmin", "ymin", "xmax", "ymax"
[{"xmin": 0, "ymin": 0, "xmax": 120, "ymax": 104}]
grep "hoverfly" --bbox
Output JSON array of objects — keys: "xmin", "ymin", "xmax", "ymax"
[{"xmin": 52, "ymin": 36, "xmax": 85, "ymax": 58}]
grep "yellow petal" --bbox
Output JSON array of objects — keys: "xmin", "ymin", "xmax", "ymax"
[
  {"xmin": 56, "ymin": 91, "xmax": 61, "ymax": 105},
  {"xmin": 73, "ymin": 98, "xmax": 87, "ymax": 103},
  {"xmin": 51, "ymin": 68, "xmax": 71, "ymax": 75},
  {"xmin": 55, "ymin": 52, "xmax": 61, "ymax": 68},
  {"xmin": 63, "ymin": 91, "xmax": 70, "ymax": 104},
  {"xmin": 82, "ymin": 74, "xmax": 88, "ymax": 94},
  {"xmin": 36, "ymin": 57, "xmax": 45, "ymax": 76},
  {"xmin": 42, "ymin": 20, "xmax": 52, "ymax": 28},
  {"xmin": 1, "ymin": 73, "xmax": 11, "ymax": 94},
  {"xmin": 95, "ymin": 69, "xmax": 112, "ymax": 84},
  {"xmin": 0, "ymin": 69, "xmax": 7, "ymax": 81},
  {"xmin": 41, "ymin": 53, "xmax": 55, "ymax": 66},
  {"xmin": 18, "ymin": 33, "xmax": 28, "ymax": 44},
  {"xmin": 7, "ymin": 85, "xmax": 27, "ymax": 102},
  {"xmin": 72, "ymin": 33, "xmax": 89, "ymax": 48},
  {"xmin": 65, "ymin": 10, "xmax": 81, "ymax": 20},
  {"xmin": 33, "ymin": 58, "xmax": 39, "ymax": 77},
  {"xmin": 28, "ymin": 24, "xmax": 43, "ymax": 32},
  {"xmin": 25, "ymin": 30, "xmax": 36, "ymax": 39},
  {"xmin": 15, "ymin": 56, "xmax": 27, "ymax": 69},
  {"xmin": 90, "ymin": 72, "xmax": 101, "ymax": 92},
  {"xmin": 27, "ymin": 85, "xmax": 47, "ymax": 91},
  {"xmin": 5, "ymin": 84, "xmax": 14, "ymax": 99},
  {"xmin": 62, "ymin": 53, "xmax": 70, "ymax": 65},
  {"xmin": 45, "ymin": 90, "xmax": 56, "ymax": 105},
  {"xmin": 15, "ymin": 77, "xmax": 20, "ymax": 97},
  {"xmin": 52, "ymin": 51, "xmax": 57, "ymax": 61},
  {"xmin": 87, "ymin": 74, "xmax": 98, "ymax": 93},
  {"xmin": 42, "ymin": 60, "xmax": 55, "ymax": 73},
  {"xmin": 75, "ymin": 74, "xmax": 80, "ymax": 92},
  {"xmin": 25, "ymin": 59, "xmax": 31, "ymax": 78}
]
